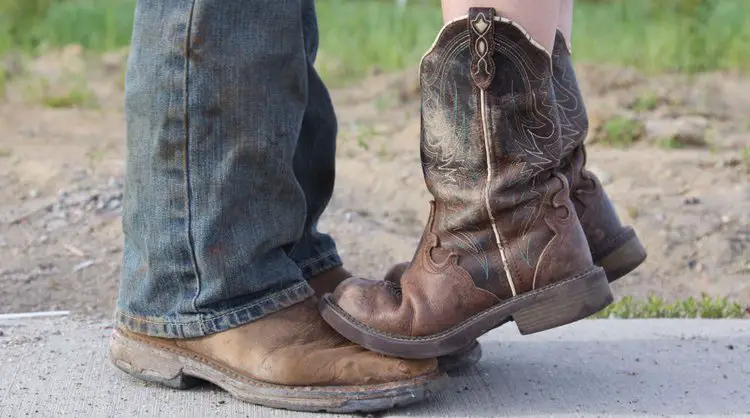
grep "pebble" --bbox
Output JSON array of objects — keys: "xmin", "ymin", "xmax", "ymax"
[{"xmin": 683, "ymin": 196, "xmax": 701, "ymax": 205}]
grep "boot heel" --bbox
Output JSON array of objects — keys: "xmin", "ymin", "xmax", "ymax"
[
  {"xmin": 598, "ymin": 233, "xmax": 647, "ymax": 282},
  {"xmin": 513, "ymin": 268, "xmax": 613, "ymax": 335},
  {"xmin": 109, "ymin": 330, "xmax": 202, "ymax": 389}
]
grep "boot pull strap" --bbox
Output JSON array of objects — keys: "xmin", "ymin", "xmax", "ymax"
[{"xmin": 468, "ymin": 7, "xmax": 496, "ymax": 90}]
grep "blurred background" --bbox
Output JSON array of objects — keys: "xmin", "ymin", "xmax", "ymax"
[{"xmin": 0, "ymin": 0, "xmax": 748, "ymax": 319}]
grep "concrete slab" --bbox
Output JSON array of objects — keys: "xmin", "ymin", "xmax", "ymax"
[{"xmin": 1, "ymin": 318, "xmax": 748, "ymax": 417}]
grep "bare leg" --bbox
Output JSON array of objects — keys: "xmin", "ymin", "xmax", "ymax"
[
  {"xmin": 558, "ymin": 0, "xmax": 574, "ymax": 50},
  {"xmin": 441, "ymin": 0, "xmax": 561, "ymax": 53}
]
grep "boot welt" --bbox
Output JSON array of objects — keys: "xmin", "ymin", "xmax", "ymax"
[
  {"xmin": 320, "ymin": 267, "xmax": 612, "ymax": 359},
  {"xmin": 593, "ymin": 228, "xmax": 647, "ymax": 283},
  {"xmin": 109, "ymin": 329, "xmax": 447, "ymax": 413}
]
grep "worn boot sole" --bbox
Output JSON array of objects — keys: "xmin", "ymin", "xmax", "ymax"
[
  {"xmin": 109, "ymin": 329, "xmax": 446, "ymax": 413},
  {"xmin": 320, "ymin": 267, "xmax": 612, "ymax": 359},
  {"xmin": 595, "ymin": 228, "xmax": 647, "ymax": 283}
]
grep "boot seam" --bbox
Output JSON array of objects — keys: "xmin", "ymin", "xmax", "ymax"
[{"xmin": 479, "ymin": 88, "xmax": 517, "ymax": 297}]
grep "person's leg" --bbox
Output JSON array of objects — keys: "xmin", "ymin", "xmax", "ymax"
[
  {"xmin": 288, "ymin": 0, "xmax": 349, "ymax": 296},
  {"xmin": 117, "ymin": 0, "xmax": 314, "ymax": 339},
  {"xmin": 557, "ymin": 0, "xmax": 574, "ymax": 50},
  {"xmin": 321, "ymin": 3, "xmax": 615, "ymax": 358},
  {"xmin": 441, "ymin": 0, "xmax": 559, "ymax": 53},
  {"xmin": 110, "ymin": 0, "xmax": 442, "ymax": 412}
]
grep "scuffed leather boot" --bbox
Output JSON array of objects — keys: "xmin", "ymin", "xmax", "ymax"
[
  {"xmin": 309, "ymin": 266, "xmax": 482, "ymax": 372},
  {"xmin": 553, "ymin": 31, "xmax": 647, "ymax": 281},
  {"xmin": 319, "ymin": 9, "xmax": 613, "ymax": 360},
  {"xmin": 380, "ymin": 31, "xmax": 648, "ymax": 369},
  {"xmin": 110, "ymin": 298, "xmax": 444, "ymax": 413},
  {"xmin": 384, "ymin": 34, "xmax": 647, "ymax": 291}
]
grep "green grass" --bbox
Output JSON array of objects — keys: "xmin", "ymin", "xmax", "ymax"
[
  {"xmin": 315, "ymin": 0, "xmax": 441, "ymax": 83},
  {"xmin": 0, "ymin": 0, "xmax": 135, "ymax": 54},
  {"xmin": 631, "ymin": 93, "xmax": 662, "ymax": 112},
  {"xmin": 594, "ymin": 295, "xmax": 748, "ymax": 319},
  {"xmin": 657, "ymin": 137, "xmax": 686, "ymax": 149},
  {"xmin": 3, "ymin": 0, "xmax": 750, "ymax": 88},
  {"xmin": 741, "ymin": 146, "xmax": 750, "ymax": 171},
  {"xmin": 573, "ymin": 0, "xmax": 750, "ymax": 74},
  {"xmin": 596, "ymin": 115, "xmax": 645, "ymax": 147}
]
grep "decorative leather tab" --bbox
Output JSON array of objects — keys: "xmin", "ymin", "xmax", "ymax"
[{"xmin": 468, "ymin": 7, "xmax": 496, "ymax": 90}]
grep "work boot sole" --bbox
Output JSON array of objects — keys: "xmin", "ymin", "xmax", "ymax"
[
  {"xmin": 109, "ymin": 329, "xmax": 446, "ymax": 413},
  {"xmin": 595, "ymin": 227, "xmax": 647, "ymax": 283},
  {"xmin": 320, "ymin": 267, "xmax": 612, "ymax": 359}
]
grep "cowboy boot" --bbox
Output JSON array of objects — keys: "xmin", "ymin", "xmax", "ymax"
[
  {"xmin": 318, "ymin": 9, "xmax": 613, "ymax": 359},
  {"xmin": 552, "ymin": 31, "xmax": 647, "ymax": 281},
  {"xmin": 380, "ymin": 30, "xmax": 648, "ymax": 368},
  {"xmin": 384, "ymin": 33, "xmax": 648, "ymax": 290}
]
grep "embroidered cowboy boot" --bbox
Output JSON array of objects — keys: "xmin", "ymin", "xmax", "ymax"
[
  {"xmin": 381, "ymin": 30, "xmax": 648, "ymax": 369},
  {"xmin": 318, "ymin": 9, "xmax": 613, "ymax": 359}
]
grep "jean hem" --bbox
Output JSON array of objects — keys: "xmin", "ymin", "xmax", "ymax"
[
  {"xmin": 115, "ymin": 280, "xmax": 314, "ymax": 339},
  {"xmin": 297, "ymin": 249, "xmax": 342, "ymax": 280}
]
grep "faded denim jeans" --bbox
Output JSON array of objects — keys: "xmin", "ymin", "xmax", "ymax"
[{"xmin": 116, "ymin": 0, "xmax": 341, "ymax": 338}]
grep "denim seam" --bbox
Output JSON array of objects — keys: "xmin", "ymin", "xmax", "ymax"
[
  {"xmin": 183, "ymin": 0, "xmax": 204, "ymax": 326},
  {"xmin": 117, "ymin": 281, "xmax": 312, "ymax": 325},
  {"xmin": 296, "ymin": 248, "xmax": 339, "ymax": 268}
]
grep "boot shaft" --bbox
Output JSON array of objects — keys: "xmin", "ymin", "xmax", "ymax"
[
  {"xmin": 551, "ymin": 31, "xmax": 589, "ymax": 156},
  {"xmin": 419, "ymin": 9, "xmax": 562, "ymax": 209},
  {"xmin": 415, "ymin": 10, "xmax": 596, "ymax": 300}
]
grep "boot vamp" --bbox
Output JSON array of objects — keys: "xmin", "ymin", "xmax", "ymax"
[
  {"xmin": 332, "ymin": 248, "xmax": 499, "ymax": 338},
  {"xmin": 160, "ymin": 299, "xmax": 438, "ymax": 385}
]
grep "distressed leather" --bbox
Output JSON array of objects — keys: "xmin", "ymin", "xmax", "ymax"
[
  {"xmin": 552, "ymin": 31, "xmax": 633, "ymax": 260},
  {"xmin": 120, "ymin": 298, "xmax": 437, "ymax": 386},
  {"xmin": 383, "ymin": 31, "xmax": 638, "ymax": 285},
  {"xmin": 330, "ymin": 11, "xmax": 598, "ymax": 338}
]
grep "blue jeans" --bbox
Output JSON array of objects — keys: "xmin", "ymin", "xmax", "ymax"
[{"xmin": 116, "ymin": 0, "xmax": 342, "ymax": 338}]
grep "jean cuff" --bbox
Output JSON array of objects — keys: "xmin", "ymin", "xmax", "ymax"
[
  {"xmin": 297, "ymin": 248, "xmax": 343, "ymax": 280},
  {"xmin": 114, "ymin": 280, "xmax": 314, "ymax": 339}
]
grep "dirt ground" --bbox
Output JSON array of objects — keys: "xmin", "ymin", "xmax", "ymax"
[{"xmin": 1, "ymin": 48, "xmax": 748, "ymax": 318}]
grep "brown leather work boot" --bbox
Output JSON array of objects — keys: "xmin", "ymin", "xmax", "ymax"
[
  {"xmin": 552, "ymin": 31, "xmax": 647, "ymax": 281},
  {"xmin": 318, "ymin": 9, "xmax": 613, "ymax": 360},
  {"xmin": 109, "ymin": 297, "xmax": 444, "ymax": 413}
]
